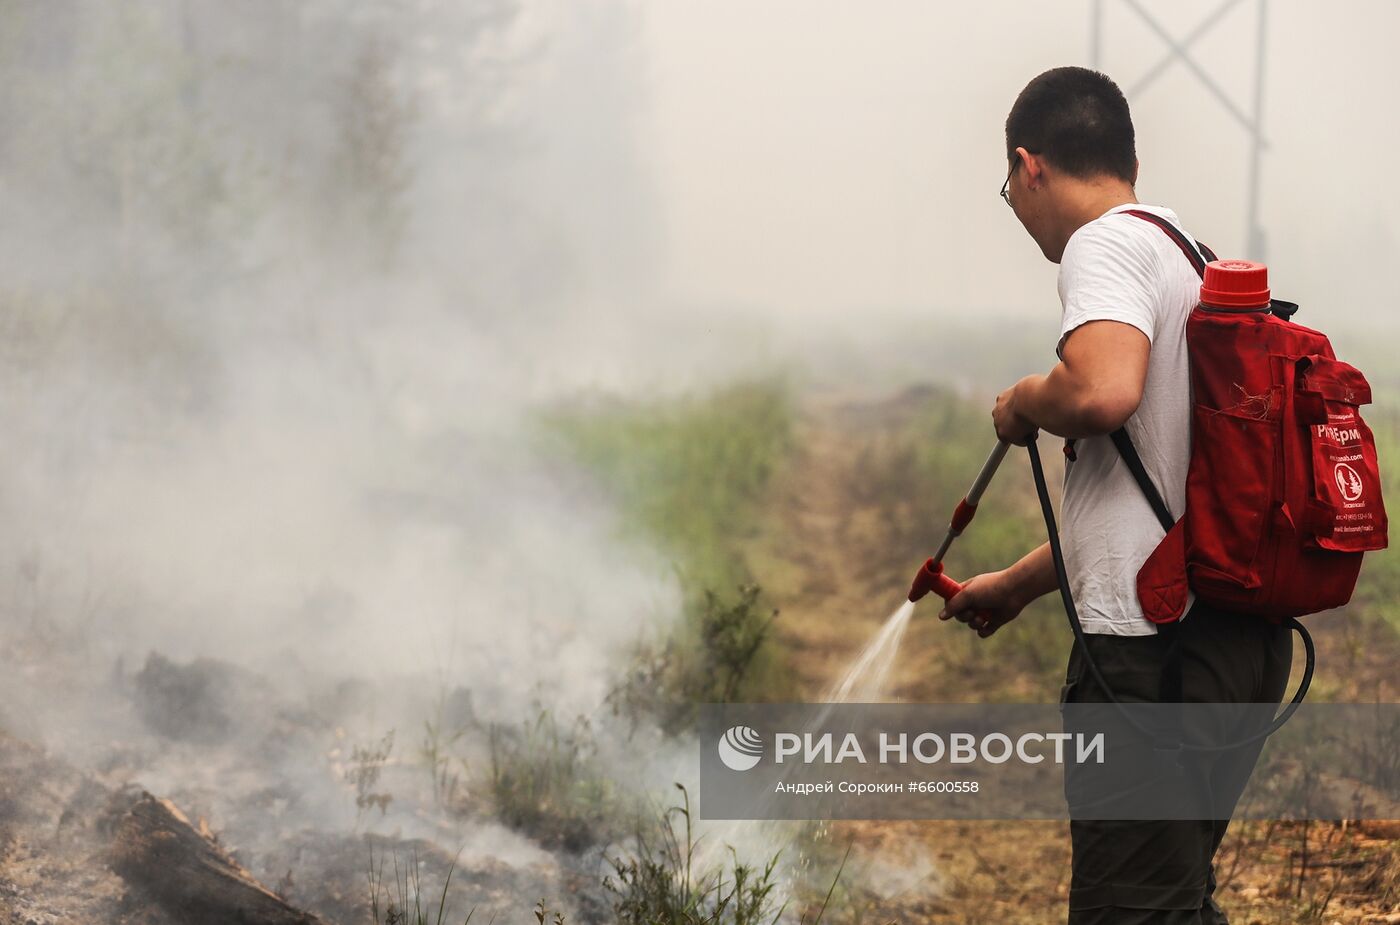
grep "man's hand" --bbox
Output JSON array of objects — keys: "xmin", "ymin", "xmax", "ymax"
[
  {"xmin": 939, "ymin": 569, "xmax": 1029, "ymax": 638},
  {"xmin": 993, "ymin": 375, "xmax": 1043, "ymax": 445}
]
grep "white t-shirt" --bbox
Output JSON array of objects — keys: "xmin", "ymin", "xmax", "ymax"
[{"xmin": 1056, "ymin": 203, "xmax": 1203, "ymax": 635}]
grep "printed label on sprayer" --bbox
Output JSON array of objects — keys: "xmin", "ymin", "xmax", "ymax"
[{"xmin": 1309, "ymin": 399, "xmax": 1386, "ymax": 549}]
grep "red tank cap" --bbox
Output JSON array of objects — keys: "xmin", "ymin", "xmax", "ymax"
[{"xmin": 1200, "ymin": 260, "xmax": 1270, "ymax": 308}]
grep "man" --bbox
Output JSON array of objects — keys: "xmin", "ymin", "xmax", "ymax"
[{"xmin": 939, "ymin": 67, "xmax": 1292, "ymax": 924}]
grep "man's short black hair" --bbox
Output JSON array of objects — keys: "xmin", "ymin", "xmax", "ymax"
[{"xmin": 1005, "ymin": 67, "xmax": 1136, "ymax": 183}]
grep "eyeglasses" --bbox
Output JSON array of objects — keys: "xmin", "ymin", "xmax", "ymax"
[
  {"xmin": 1000, "ymin": 159, "xmax": 1018, "ymax": 208},
  {"xmin": 1001, "ymin": 150, "xmax": 1038, "ymax": 207}
]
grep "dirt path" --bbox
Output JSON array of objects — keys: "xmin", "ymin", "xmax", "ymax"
[
  {"xmin": 751, "ymin": 389, "xmax": 1400, "ymax": 924},
  {"xmin": 751, "ymin": 391, "xmax": 910, "ymax": 698}
]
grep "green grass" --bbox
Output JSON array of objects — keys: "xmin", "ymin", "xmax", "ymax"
[
  {"xmin": 541, "ymin": 378, "xmax": 793, "ymax": 596},
  {"xmin": 540, "ymin": 378, "xmax": 797, "ymax": 728}
]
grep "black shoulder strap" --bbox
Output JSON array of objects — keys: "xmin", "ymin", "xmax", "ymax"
[
  {"xmin": 1105, "ymin": 209, "xmax": 1216, "ymax": 533},
  {"xmin": 1123, "ymin": 209, "xmax": 1214, "ymax": 277},
  {"xmin": 1109, "ymin": 428, "xmax": 1175, "ymax": 533}
]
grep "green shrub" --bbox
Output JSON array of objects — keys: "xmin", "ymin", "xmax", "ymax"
[
  {"xmin": 608, "ymin": 583, "xmax": 781, "ymax": 734},
  {"xmin": 486, "ymin": 710, "xmax": 628, "ymax": 852}
]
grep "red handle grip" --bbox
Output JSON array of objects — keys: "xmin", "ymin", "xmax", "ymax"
[
  {"xmin": 950, "ymin": 498, "xmax": 978, "ymax": 533},
  {"xmin": 907, "ymin": 557, "xmax": 964, "ymax": 603}
]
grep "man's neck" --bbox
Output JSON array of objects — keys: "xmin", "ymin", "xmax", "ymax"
[{"xmin": 1048, "ymin": 180, "xmax": 1139, "ymax": 260}]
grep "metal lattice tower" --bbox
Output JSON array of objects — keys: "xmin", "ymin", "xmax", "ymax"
[{"xmin": 1091, "ymin": 0, "xmax": 1269, "ymax": 261}]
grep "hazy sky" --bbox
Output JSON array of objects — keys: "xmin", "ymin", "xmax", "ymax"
[{"xmin": 640, "ymin": 1, "xmax": 1400, "ymax": 325}]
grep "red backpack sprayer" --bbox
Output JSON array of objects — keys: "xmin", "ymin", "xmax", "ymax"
[{"xmin": 907, "ymin": 221, "xmax": 1388, "ymax": 749}]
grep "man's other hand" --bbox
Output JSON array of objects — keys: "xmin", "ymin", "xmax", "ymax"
[
  {"xmin": 993, "ymin": 375, "xmax": 1042, "ymax": 445},
  {"xmin": 939, "ymin": 570, "xmax": 1028, "ymax": 638}
]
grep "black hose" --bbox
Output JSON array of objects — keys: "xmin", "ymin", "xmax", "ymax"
[{"xmin": 1026, "ymin": 433, "xmax": 1314, "ymax": 753}]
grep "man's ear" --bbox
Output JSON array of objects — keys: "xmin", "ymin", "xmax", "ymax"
[{"xmin": 1016, "ymin": 146, "xmax": 1044, "ymax": 190}]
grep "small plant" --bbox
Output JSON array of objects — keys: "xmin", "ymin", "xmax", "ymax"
[
  {"xmin": 486, "ymin": 709, "xmax": 625, "ymax": 851},
  {"xmin": 367, "ymin": 843, "xmax": 476, "ymax": 925},
  {"xmin": 421, "ymin": 688, "xmax": 469, "ymax": 809},
  {"xmin": 347, "ymin": 731, "xmax": 396, "ymax": 824},
  {"xmin": 604, "ymin": 785, "xmax": 851, "ymax": 925},
  {"xmin": 605, "ymin": 785, "xmax": 785, "ymax": 925},
  {"xmin": 699, "ymin": 585, "xmax": 780, "ymax": 703},
  {"xmin": 534, "ymin": 899, "xmax": 565, "ymax": 925}
]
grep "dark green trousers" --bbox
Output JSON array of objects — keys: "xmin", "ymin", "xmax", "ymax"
[{"xmin": 1060, "ymin": 601, "xmax": 1293, "ymax": 925}]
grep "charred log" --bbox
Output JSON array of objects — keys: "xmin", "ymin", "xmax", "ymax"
[{"xmin": 106, "ymin": 791, "xmax": 328, "ymax": 925}]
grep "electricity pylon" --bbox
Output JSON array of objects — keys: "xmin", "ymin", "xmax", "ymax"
[{"xmin": 1091, "ymin": 0, "xmax": 1269, "ymax": 261}]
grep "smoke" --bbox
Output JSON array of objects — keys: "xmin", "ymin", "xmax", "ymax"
[
  {"xmin": 0, "ymin": 6, "xmax": 714, "ymax": 918},
  {"xmin": 0, "ymin": 0, "xmax": 690, "ymax": 713}
]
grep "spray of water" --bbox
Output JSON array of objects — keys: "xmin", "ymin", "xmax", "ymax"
[
  {"xmin": 691, "ymin": 598, "xmax": 920, "ymax": 888},
  {"xmin": 822, "ymin": 599, "xmax": 915, "ymax": 703}
]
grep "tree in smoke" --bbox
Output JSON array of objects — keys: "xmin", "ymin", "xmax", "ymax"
[{"xmin": 325, "ymin": 33, "xmax": 417, "ymax": 271}]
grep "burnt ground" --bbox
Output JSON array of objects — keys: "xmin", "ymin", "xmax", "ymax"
[
  {"xmin": 0, "ymin": 642, "xmax": 594, "ymax": 925},
  {"xmin": 752, "ymin": 388, "xmax": 1400, "ymax": 923}
]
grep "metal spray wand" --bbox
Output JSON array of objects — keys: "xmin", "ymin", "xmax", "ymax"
[{"xmin": 906, "ymin": 439, "xmax": 1011, "ymax": 603}]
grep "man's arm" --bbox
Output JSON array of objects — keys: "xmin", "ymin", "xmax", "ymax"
[
  {"xmin": 1004, "ymin": 541, "xmax": 1058, "ymax": 603},
  {"xmin": 940, "ymin": 541, "xmax": 1058, "ymax": 636},
  {"xmin": 993, "ymin": 319, "xmax": 1151, "ymax": 442}
]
